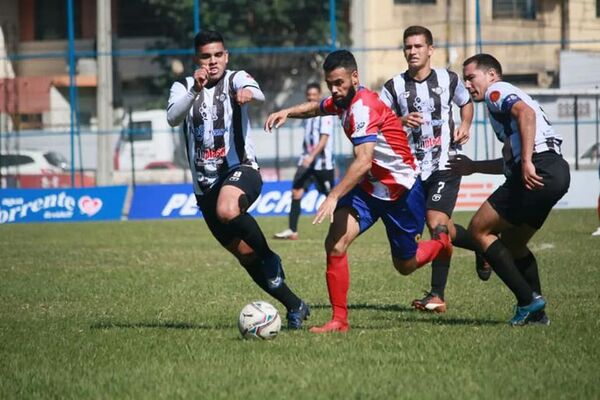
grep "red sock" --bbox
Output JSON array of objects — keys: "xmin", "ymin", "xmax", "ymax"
[
  {"xmin": 326, "ymin": 253, "xmax": 349, "ymax": 322},
  {"xmin": 415, "ymin": 239, "xmax": 444, "ymax": 267}
]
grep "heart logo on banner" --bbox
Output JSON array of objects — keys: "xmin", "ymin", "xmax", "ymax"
[{"xmin": 78, "ymin": 196, "xmax": 103, "ymax": 217}]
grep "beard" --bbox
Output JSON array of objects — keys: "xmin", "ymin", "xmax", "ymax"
[{"xmin": 332, "ymin": 85, "xmax": 356, "ymax": 109}]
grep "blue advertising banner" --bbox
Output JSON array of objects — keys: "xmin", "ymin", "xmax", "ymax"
[
  {"xmin": 0, "ymin": 186, "xmax": 128, "ymax": 224},
  {"xmin": 129, "ymin": 182, "xmax": 326, "ymax": 220}
]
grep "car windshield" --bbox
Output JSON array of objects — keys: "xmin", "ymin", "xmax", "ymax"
[{"xmin": 44, "ymin": 152, "xmax": 69, "ymax": 170}]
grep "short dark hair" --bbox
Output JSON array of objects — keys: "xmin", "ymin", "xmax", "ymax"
[
  {"xmin": 403, "ymin": 25, "xmax": 433, "ymax": 46},
  {"xmin": 323, "ymin": 50, "xmax": 358, "ymax": 73},
  {"xmin": 463, "ymin": 53, "xmax": 503, "ymax": 77},
  {"xmin": 305, "ymin": 82, "xmax": 321, "ymax": 92},
  {"xmin": 194, "ymin": 30, "xmax": 224, "ymax": 51}
]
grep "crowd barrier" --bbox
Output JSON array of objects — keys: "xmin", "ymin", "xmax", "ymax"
[{"xmin": 1, "ymin": 171, "xmax": 597, "ymax": 224}]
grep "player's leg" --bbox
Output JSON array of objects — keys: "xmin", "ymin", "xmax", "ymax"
[
  {"xmin": 274, "ymin": 166, "xmax": 310, "ymax": 240},
  {"xmin": 310, "ymin": 188, "xmax": 376, "ymax": 333},
  {"xmin": 391, "ymin": 179, "xmax": 451, "ymax": 275},
  {"xmin": 410, "ymin": 209, "xmax": 453, "ymax": 313},
  {"xmin": 215, "ymin": 167, "xmax": 309, "ymax": 328}
]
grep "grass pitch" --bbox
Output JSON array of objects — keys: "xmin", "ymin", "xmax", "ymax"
[{"xmin": 1, "ymin": 209, "xmax": 599, "ymax": 399}]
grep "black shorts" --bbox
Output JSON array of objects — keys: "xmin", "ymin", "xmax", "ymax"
[
  {"xmin": 421, "ymin": 170, "xmax": 461, "ymax": 217},
  {"xmin": 292, "ymin": 166, "xmax": 334, "ymax": 195},
  {"xmin": 488, "ymin": 151, "xmax": 570, "ymax": 229},
  {"xmin": 195, "ymin": 166, "xmax": 262, "ymax": 246}
]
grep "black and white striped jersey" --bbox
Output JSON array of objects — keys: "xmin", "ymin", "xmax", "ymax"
[
  {"xmin": 167, "ymin": 70, "xmax": 263, "ymax": 195},
  {"xmin": 484, "ymin": 81, "xmax": 562, "ymax": 172},
  {"xmin": 380, "ymin": 68, "xmax": 471, "ymax": 180},
  {"xmin": 299, "ymin": 115, "xmax": 335, "ymax": 171}
]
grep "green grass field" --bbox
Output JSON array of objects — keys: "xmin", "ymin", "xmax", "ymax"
[{"xmin": 1, "ymin": 209, "xmax": 599, "ymax": 399}]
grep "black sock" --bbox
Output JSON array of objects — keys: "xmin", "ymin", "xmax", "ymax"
[
  {"xmin": 430, "ymin": 259, "xmax": 450, "ymax": 299},
  {"xmin": 228, "ymin": 213, "xmax": 273, "ymax": 259},
  {"xmin": 483, "ymin": 240, "xmax": 533, "ymax": 306},
  {"xmin": 289, "ymin": 199, "xmax": 301, "ymax": 232},
  {"xmin": 243, "ymin": 259, "xmax": 302, "ymax": 311},
  {"xmin": 453, "ymin": 224, "xmax": 480, "ymax": 252},
  {"xmin": 515, "ymin": 251, "xmax": 541, "ymax": 295}
]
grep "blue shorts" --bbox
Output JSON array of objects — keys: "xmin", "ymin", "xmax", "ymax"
[{"xmin": 337, "ymin": 179, "xmax": 426, "ymax": 260}]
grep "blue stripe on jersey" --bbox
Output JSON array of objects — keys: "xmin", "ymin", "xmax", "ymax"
[
  {"xmin": 352, "ymin": 135, "xmax": 377, "ymax": 146},
  {"xmin": 501, "ymin": 94, "xmax": 521, "ymax": 113}
]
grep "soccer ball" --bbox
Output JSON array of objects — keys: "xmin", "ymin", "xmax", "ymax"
[{"xmin": 238, "ymin": 301, "xmax": 282, "ymax": 340}]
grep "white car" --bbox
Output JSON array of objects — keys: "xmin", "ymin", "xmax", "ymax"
[{"xmin": 0, "ymin": 150, "xmax": 69, "ymax": 175}]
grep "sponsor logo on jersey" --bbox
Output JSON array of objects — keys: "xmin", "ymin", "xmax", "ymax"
[
  {"xmin": 412, "ymin": 96, "xmax": 436, "ymax": 113},
  {"xmin": 402, "ymin": 91, "xmax": 411, "ymax": 98},
  {"xmin": 431, "ymin": 86, "xmax": 446, "ymax": 95},
  {"xmin": 202, "ymin": 147, "xmax": 226, "ymax": 159},
  {"xmin": 420, "ymin": 136, "xmax": 442, "ymax": 149}
]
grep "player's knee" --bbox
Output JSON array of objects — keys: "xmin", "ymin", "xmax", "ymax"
[
  {"xmin": 393, "ymin": 259, "xmax": 414, "ymax": 276},
  {"xmin": 216, "ymin": 203, "xmax": 240, "ymax": 223},
  {"xmin": 325, "ymin": 235, "xmax": 348, "ymax": 256},
  {"xmin": 292, "ymin": 189, "xmax": 303, "ymax": 200}
]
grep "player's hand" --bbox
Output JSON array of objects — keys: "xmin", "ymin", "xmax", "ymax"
[
  {"xmin": 401, "ymin": 112, "xmax": 424, "ymax": 129},
  {"xmin": 193, "ymin": 66, "xmax": 209, "ymax": 91},
  {"xmin": 264, "ymin": 110, "xmax": 289, "ymax": 132},
  {"xmin": 235, "ymin": 88, "xmax": 253, "ymax": 105},
  {"xmin": 312, "ymin": 195, "xmax": 338, "ymax": 225},
  {"xmin": 453, "ymin": 125, "xmax": 471, "ymax": 145},
  {"xmin": 522, "ymin": 160, "xmax": 544, "ymax": 190},
  {"xmin": 301, "ymin": 155, "xmax": 314, "ymax": 168},
  {"xmin": 446, "ymin": 154, "xmax": 476, "ymax": 176}
]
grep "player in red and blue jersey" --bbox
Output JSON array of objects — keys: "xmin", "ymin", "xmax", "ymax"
[{"xmin": 265, "ymin": 50, "xmax": 452, "ymax": 333}]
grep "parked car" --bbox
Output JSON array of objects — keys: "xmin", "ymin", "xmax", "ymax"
[{"xmin": 0, "ymin": 150, "xmax": 69, "ymax": 175}]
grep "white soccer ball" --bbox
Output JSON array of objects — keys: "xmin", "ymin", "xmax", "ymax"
[{"xmin": 238, "ymin": 301, "xmax": 282, "ymax": 340}]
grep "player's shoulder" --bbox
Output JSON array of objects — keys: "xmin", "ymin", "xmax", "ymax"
[
  {"xmin": 172, "ymin": 76, "xmax": 193, "ymax": 89},
  {"xmin": 485, "ymin": 81, "xmax": 521, "ymax": 109}
]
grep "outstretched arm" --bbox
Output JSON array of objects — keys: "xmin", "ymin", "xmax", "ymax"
[
  {"xmin": 446, "ymin": 154, "xmax": 504, "ymax": 176},
  {"xmin": 264, "ymin": 101, "xmax": 322, "ymax": 132},
  {"xmin": 313, "ymin": 141, "xmax": 374, "ymax": 224}
]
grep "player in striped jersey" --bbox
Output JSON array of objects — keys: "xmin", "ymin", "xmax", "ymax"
[
  {"xmin": 167, "ymin": 30, "xmax": 309, "ymax": 329},
  {"xmin": 265, "ymin": 50, "xmax": 453, "ymax": 333},
  {"xmin": 274, "ymin": 83, "xmax": 336, "ymax": 241},
  {"xmin": 449, "ymin": 54, "xmax": 570, "ymax": 325},
  {"xmin": 380, "ymin": 25, "xmax": 486, "ymax": 314}
]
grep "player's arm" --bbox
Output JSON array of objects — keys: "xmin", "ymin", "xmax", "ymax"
[
  {"xmin": 167, "ymin": 66, "xmax": 209, "ymax": 127},
  {"xmin": 511, "ymin": 100, "xmax": 543, "ymax": 189},
  {"xmin": 264, "ymin": 101, "xmax": 322, "ymax": 132},
  {"xmin": 454, "ymin": 101, "xmax": 474, "ymax": 145},
  {"xmin": 302, "ymin": 133, "xmax": 330, "ymax": 168},
  {"xmin": 447, "ymin": 155, "xmax": 504, "ymax": 176},
  {"xmin": 313, "ymin": 141, "xmax": 375, "ymax": 224},
  {"xmin": 233, "ymin": 71, "xmax": 265, "ymax": 105}
]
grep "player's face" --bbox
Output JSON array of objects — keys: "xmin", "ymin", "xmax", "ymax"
[
  {"xmin": 403, "ymin": 34, "xmax": 433, "ymax": 71},
  {"xmin": 195, "ymin": 42, "xmax": 229, "ymax": 83},
  {"xmin": 325, "ymin": 67, "xmax": 359, "ymax": 109},
  {"xmin": 305, "ymin": 87, "xmax": 321, "ymax": 102},
  {"xmin": 463, "ymin": 62, "xmax": 495, "ymax": 102}
]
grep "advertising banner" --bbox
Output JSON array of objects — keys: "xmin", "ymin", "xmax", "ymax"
[
  {"xmin": 0, "ymin": 186, "xmax": 128, "ymax": 224},
  {"xmin": 128, "ymin": 182, "xmax": 326, "ymax": 220}
]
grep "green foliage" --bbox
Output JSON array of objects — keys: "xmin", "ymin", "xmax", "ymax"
[{"xmin": 2, "ymin": 210, "xmax": 598, "ymax": 398}]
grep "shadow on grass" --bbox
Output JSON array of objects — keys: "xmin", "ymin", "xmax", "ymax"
[
  {"xmin": 90, "ymin": 321, "xmax": 235, "ymax": 330},
  {"xmin": 310, "ymin": 303, "xmax": 505, "ymax": 326}
]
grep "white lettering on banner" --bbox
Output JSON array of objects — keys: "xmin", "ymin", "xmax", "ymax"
[
  {"xmin": 181, "ymin": 194, "xmax": 199, "ymax": 216},
  {"xmin": 0, "ymin": 192, "xmax": 95, "ymax": 224},
  {"xmin": 256, "ymin": 191, "xmax": 281, "ymax": 214},
  {"xmin": 274, "ymin": 191, "xmax": 292, "ymax": 213},
  {"xmin": 162, "ymin": 194, "xmax": 189, "ymax": 216}
]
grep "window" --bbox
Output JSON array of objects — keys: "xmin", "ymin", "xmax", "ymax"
[
  {"xmin": 493, "ymin": 0, "xmax": 536, "ymax": 20},
  {"xmin": 123, "ymin": 121, "xmax": 153, "ymax": 141},
  {"xmin": 34, "ymin": 0, "xmax": 82, "ymax": 40},
  {"xmin": 394, "ymin": 0, "xmax": 436, "ymax": 4}
]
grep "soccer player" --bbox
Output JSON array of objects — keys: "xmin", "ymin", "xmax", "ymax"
[
  {"xmin": 265, "ymin": 50, "xmax": 452, "ymax": 333},
  {"xmin": 166, "ymin": 30, "xmax": 309, "ymax": 329},
  {"xmin": 274, "ymin": 83, "xmax": 336, "ymax": 240},
  {"xmin": 449, "ymin": 53, "xmax": 570, "ymax": 326},
  {"xmin": 380, "ymin": 25, "xmax": 488, "ymax": 313}
]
